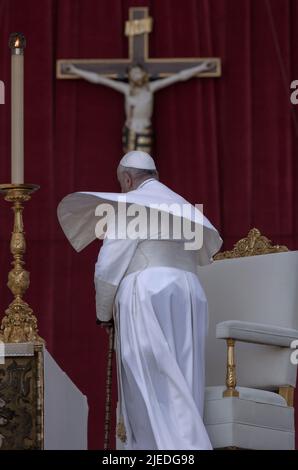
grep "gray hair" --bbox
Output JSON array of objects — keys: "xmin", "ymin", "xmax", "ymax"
[{"xmin": 118, "ymin": 165, "xmax": 158, "ymax": 180}]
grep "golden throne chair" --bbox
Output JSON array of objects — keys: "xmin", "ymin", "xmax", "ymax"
[{"xmin": 198, "ymin": 229, "xmax": 298, "ymax": 449}]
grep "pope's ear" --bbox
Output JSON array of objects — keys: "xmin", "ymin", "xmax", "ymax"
[{"xmin": 123, "ymin": 170, "xmax": 133, "ymax": 186}]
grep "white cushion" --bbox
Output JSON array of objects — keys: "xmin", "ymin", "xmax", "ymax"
[
  {"xmin": 205, "ymin": 385, "xmax": 287, "ymax": 406},
  {"xmin": 206, "ymin": 422, "xmax": 294, "ymax": 450},
  {"xmin": 216, "ymin": 321, "xmax": 298, "ymax": 347},
  {"xmin": 204, "ymin": 385, "xmax": 294, "ymax": 449}
]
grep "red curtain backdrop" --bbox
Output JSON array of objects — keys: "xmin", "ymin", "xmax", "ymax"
[{"xmin": 0, "ymin": 0, "xmax": 297, "ymax": 449}]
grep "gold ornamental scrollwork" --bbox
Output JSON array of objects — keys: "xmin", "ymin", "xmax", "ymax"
[
  {"xmin": 214, "ymin": 228, "xmax": 288, "ymax": 260},
  {"xmin": 0, "ymin": 184, "xmax": 43, "ymax": 344},
  {"xmin": 0, "ymin": 344, "xmax": 44, "ymax": 450},
  {"xmin": 116, "ymin": 419, "xmax": 127, "ymax": 443}
]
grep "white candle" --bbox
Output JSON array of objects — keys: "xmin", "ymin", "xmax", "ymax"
[{"xmin": 9, "ymin": 33, "xmax": 26, "ymax": 185}]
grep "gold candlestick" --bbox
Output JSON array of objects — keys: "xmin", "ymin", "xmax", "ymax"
[{"xmin": 0, "ymin": 184, "xmax": 43, "ymax": 343}]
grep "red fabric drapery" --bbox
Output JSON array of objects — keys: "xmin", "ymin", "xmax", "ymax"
[{"xmin": 0, "ymin": 0, "xmax": 297, "ymax": 448}]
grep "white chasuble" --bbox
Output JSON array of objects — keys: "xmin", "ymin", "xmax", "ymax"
[{"xmin": 57, "ymin": 179, "xmax": 222, "ymax": 450}]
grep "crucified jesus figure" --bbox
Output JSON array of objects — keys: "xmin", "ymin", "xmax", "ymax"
[{"xmin": 66, "ymin": 62, "xmax": 213, "ymax": 153}]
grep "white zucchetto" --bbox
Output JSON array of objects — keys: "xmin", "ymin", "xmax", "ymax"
[{"xmin": 119, "ymin": 151, "xmax": 156, "ymax": 170}]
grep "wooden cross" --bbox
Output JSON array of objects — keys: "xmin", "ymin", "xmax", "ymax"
[{"xmin": 56, "ymin": 6, "xmax": 221, "ymax": 80}]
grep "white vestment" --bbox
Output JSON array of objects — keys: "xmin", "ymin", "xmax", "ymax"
[{"xmin": 57, "ymin": 179, "xmax": 222, "ymax": 450}]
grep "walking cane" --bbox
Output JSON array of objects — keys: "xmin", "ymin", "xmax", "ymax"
[{"xmin": 103, "ymin": 323, "xmax": 115, "ymax": 450}]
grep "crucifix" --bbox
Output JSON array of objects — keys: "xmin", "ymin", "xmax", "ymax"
[{"xmin": 56, "ymin": 7, "xmax": 221, "ymax": 153}]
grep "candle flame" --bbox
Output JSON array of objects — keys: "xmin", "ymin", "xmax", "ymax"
[{"xmin": 15, "ymin": 37, "xmax": 20, "ymax": 48}]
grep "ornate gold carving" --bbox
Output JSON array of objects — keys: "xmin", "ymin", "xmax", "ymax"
[
  {"xmin": 0, "ymin": 344, "xmax": 44, "ymax": 450},
  {"xmin": 35, "ymin": 345, "xmax": 44, "ymax": 448},
  {"xmin": 0, "ymin": 355, "xmax": 38, "ymax": 449},
  {"xmin": 223, "ymin": 339, "xmax": 239, "ymax": 398},
  {"xmin": 125, "ymin": 17, "xmax": 153, "ymax": 37},
  {"xmin": 0, "ymin": 184, "xmax": 43, "ymax": 344},
  {"xmin": 214, "ymin": 228, "xmax": 288, "ymax": 260},
  {"xmin": 278, "ymin": 386, "xmax": 294, "ymax": 407},
  {"xmin": 116, "ymin": 419, "xmax": 127, "ymax": 443}
]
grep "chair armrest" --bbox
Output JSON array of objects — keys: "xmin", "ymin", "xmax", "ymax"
[{"xmin": 216, "ymin": 320, "xmax": 298, "ymax": 347}]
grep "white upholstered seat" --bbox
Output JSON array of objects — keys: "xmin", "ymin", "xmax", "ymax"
[
  {"xmin": 198, "ymin": 244, "xmax": 298, "ymax": 450},
  {"xmin": 204, "ymin": 386, "xmax": 294, "ymax": 449},
  {"xmin": 205, "ymin": 385, "xmax": 287, "ymax": 406}
]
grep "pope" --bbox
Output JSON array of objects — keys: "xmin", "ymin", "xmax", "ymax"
[{"xmin": 57, "ymin": 150, "xmax": 222, "ymax": 450}]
